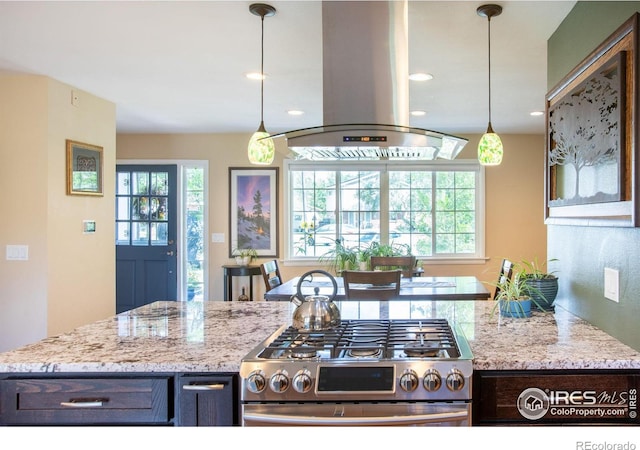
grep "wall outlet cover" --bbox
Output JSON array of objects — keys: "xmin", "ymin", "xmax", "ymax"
[{"xmin": 604, "ymin": 267, "xmax": 619, "ymax": 303}]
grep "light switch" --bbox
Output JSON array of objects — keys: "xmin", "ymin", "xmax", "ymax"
[
  {"xmin": 212, "ymin": 233, "xmax": 225, "ymax": 243},
  {"xmin": 604, "ymin": 267, "xmax": 619, "ymax": 302},
  {"xmin": 6, "ymin": 245, "xmax": 29, "ymax": 261}
]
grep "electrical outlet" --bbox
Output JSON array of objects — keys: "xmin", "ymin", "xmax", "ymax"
[
  {"xmin": 212, "ymin": 233, "xmax": 225, "ymax": 243},
  {"xmin": 604, "ymin": 267, "xmax": 619, "ymax": 302}
]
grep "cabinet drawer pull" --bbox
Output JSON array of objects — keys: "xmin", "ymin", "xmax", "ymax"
[
  {"xmin": 60, "ymin": 399, "xmax": 107, "ymax": 408},
  {"xmin": 183, "ymin": 383, "xmax": 225, "ymax": 391}
]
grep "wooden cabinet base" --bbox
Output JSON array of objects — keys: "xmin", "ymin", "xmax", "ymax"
[
  {"xmin": 175, "ymin": 374, "xmax": 239, "ymax": 426},
  {"xmin": 473, "ymin": 370, "xmax": 640, "ymax": 426},
  {"xmin": 0, "ymin": 376, "xmax": 171, "ymax": 425}
]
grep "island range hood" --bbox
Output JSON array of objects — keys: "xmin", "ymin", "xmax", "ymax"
[{"xmin": 274, "ymin": 0, "xmax": 468, "ymax": 161}]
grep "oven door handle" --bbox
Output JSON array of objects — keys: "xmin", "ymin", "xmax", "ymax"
[{"xmin": 242, "ymin": 409, "xmax": 469, "ymax": 426}]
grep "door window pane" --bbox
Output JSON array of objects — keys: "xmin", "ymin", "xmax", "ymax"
[
  {"xmin": 151, "ymin": 222, "xmax": 168, "ymax": 246},
  {"xmin": 117, "ymin": 197, "xmax": 130, "ymax": 220},
  {"xmin": 151, "ymin": 172, "xmax": 168, "ymax": 195},
  {"xmin": 117, "ymin": 172, "xmax": 130, "ymax": 195},
  {"xmin": 132, "ymin": 196, "xmax": 149, "ymax": 220},
  {"xmin": 132, "ymin": 222, "xmax": 149, "ymax": 246},
  {"xmin": 133, "ymin": 172, "xmax": 149, "ymax": 195},
  {"xmin": 117, "ymin": 222, "xmax": 130, "ymax": 245}
]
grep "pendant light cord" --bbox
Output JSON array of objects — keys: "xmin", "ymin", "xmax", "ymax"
[
  {"xmin": 260, "ymin": 13, "xmax": 265, "ymax": 124},
  {"xmin": 487, "ymin": 15, "xmax": 492, "ymax": 126}
]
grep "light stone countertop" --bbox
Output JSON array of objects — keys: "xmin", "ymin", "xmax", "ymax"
[{"xmin": 0, "ymin": 300, "xmax": 639, "ymax": 373}]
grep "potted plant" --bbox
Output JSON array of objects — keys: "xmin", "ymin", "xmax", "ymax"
[
  {"xmin": 320, "ymin": 239, "xmax": 358, "ymax": 275},
  {"xmin": 356, "ymin": 246, "xmax": 371, "ymax": 270},
  {"xmin": 492, "ymin": 274, "xmax": 537, "ymax": 318},
  {"xmin": 233, "ymin": 248, "xmax": 258, "ymax": 266},
  {"xmin": 518, "ymin": 258, "xmax": 559, "ymax": 311}
]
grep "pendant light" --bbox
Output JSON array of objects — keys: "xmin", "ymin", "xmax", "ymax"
[
  {"xmin": 248, "ymin": 3, "xmax": 276, "ymax": 165},
  {"xmin": 477, "ymin": 4, "xmax": 503, "ymax": 166}
]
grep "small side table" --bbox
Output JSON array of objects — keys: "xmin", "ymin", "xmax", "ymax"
[{"xmin": 222, "ymin": 265, "xmax": 262, "ymax": 301}]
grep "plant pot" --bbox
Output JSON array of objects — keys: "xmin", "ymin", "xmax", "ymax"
[
  {"xmin": 523, "ymin": 276, "xmax": 558, "ymax": 311},
  {"xmin": 236, "ymin": 256, "xmax": 250, "ymax": 266},
  {"xmin": 499, "ymin": 298, "xmax": 532, "ymax": 318},
  {"xmin": 358, "ymin": 261, "xmax": 368, "ymax": 271}
]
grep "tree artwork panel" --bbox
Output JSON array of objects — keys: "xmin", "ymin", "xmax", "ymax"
[
  {"xmin": 547, "ymin": 53, "xmax": 625, "ymax": 206},
  {"xmin": 229, "ymin": 168, "xmax": 278, "ymax": 257},
  {"xmin": 236, "ymin": 174, "xmax": 272, "ymax": 249}
]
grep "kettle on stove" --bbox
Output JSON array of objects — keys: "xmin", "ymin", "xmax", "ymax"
[{"xmin": 290, "ymin": 270, "xmax": 341, "ymax": 331}]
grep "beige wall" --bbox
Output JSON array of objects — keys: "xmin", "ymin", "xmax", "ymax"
[
  {"xmin": 0, "ymin": 74, "xmax": 116, "ymax": 352},
  {"xmin": 117, "ymin": 132, "xmax": 547, "ymax": 301}
]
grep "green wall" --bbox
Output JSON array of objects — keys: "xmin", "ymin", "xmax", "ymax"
[{"xmin": 547, "ymin": 2, "xmax": 640, "ymax": 350}]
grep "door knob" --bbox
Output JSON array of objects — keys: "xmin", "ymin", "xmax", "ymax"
[{"xmin": 167, "ymin": 251, "xmax": 175, "ymax": 256}]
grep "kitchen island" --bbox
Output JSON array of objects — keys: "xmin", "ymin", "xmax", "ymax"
[{"xmin": 0, "ymin": 300, "xmax": 639, "ymax": 426}]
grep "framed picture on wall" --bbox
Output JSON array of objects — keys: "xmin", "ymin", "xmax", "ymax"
[
  {"xmin": 229, "ymin": 167, "xmax": 279, "ymax": 257},
  {"xmin": 66, "ymin": 139, "xmax": 103, "ymax": 196},
  {"xmin": 545, "ymin": 14, "xmax": 639, "ymax": 227}
]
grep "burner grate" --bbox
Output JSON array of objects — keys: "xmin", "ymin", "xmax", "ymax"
[{"xmin": 259, "ymin": 319, "xmax": 461, "ymax": 360}]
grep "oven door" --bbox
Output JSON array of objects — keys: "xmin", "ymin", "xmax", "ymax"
[{"xmin": 242, "ymin": 402, "xmax": 471, "ymax": 426}]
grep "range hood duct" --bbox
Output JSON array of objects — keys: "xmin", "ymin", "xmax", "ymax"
[{"xmin": 275, "ymin": 1, "xmax": 467, "ymax": 161}]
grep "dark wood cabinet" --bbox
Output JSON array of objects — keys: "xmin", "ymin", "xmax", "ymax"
[
  {"xmin": 473, "ymin": 370, "xmax": 640, "ymax": 426},
  {"xmin": 0, "ymin": 375, "xmax": 171, "ymax": 425},
  {"xmin": 175, "ymin": 374, "xmax": 239, "ymax": 426}
]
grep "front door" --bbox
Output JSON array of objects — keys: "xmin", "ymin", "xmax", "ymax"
[{"xmin": 116, "ymin": 165, "xmax": 178, "ymax": 313}]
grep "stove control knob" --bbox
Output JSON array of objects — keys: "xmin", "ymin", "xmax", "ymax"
[
  {"xmin": 446, "ymin": 369, "xmax": 465, "ymax": 391},
  {"xmin": 269, "ymin": 370, "xmax": 290, "ymax": 393},
  {"xmin": 423, "ymin": 369, "xmax": 442, "ymax": 391},
  {"xmin": 399, "ymin": 370, "xmax": 419, "ymax": 392},
  {"xmin": 246, "ymin": 370, "xmax": 267, "ymax": 394},
  {"xmin": 292, "ymin": 369, "xmax": 313, "ymax": 393}
]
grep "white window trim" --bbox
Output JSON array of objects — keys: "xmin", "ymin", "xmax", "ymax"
[{"xmin": 283, "ymin": 159, "xmax": 485, "ymax": 265}]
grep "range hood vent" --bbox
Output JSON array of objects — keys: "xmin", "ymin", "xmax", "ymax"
[{"xmin": 275, "ymin": 1, "xmax": 468, "ymax": 161}]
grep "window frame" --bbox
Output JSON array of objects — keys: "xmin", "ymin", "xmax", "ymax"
[{"xmin": 283, "ymin": 159, "xmax": 485, "ymax": 265}]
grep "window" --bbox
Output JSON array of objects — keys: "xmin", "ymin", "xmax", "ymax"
[
  {"xmin": 285, "ymin": 160, "xmax": 484, "ymax": 261},
  {"xmin": 183, "ymin": 165, "xmax": 206, "ymax": 301}
]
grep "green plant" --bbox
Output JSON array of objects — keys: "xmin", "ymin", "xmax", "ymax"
[
  {"xmin": 233, "ymin": 247, "xmax": 258, "ymax": 262},
  {"xmin": 491, "ymin": 273, "xmax": 547, "ymax": 317},
  {"xmin": 368, "ymin": 241, "xmax": 411, "ymax": 257},
  {"xmin": 319, "ymin": 239, "xmax": 358, "ymax": 274},
  {"xmin": 356, "ymin": 246, "xmax": 371, "ymax": 269},
  {"xmin": 517, "ymin": 258, "xmax": 559, "ymax": 310},
  {"xmin": 518, "ymin": 257, "xmax": 559, "ymax": 280}
]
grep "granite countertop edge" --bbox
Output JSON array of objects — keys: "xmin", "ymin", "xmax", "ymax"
[{"xmin": 0, "ymin": 300, "xmax": 639, "ymax": 374}]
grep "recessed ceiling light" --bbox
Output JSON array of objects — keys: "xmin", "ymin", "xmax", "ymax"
[
  {"xmin": 530, "ymin": 111, "xmax": 544, "ymax": 116},
  {"xmin": 246, "ymin": 72, "xmax": 266, "ymax": 80},
  {"xmin": 411, "ymin": 110, "xmax": 426, "ymax": 116},
  {"xmin": 288, "ymin": 110, "xmax": 304, "ymax": 116},
  {"xmin": 409, "ymin": 73, "xmax": 434, "ymax": 81}
]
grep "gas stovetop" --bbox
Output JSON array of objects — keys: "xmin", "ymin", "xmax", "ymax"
[
  {"xmin": 240, "ymin": 319, "xmax": 474, "ymax": 403},
  {"xmin": 255, "ymin": 319, "xmax": 461, "ymax": 361}
]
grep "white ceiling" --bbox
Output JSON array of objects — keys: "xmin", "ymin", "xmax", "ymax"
[{"xmin": 0, "ymin": 0, "xmax": 576, "ymax": 136}]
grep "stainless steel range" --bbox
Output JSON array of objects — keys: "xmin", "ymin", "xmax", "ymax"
[{"xmin": 240, "ymin": 318, "xmax": 474, "ymax": 426}]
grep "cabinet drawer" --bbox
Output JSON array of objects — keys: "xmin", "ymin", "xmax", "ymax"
[{"xmin": 0, "ymin": 377, "xmax": 171, "ymax": 425}]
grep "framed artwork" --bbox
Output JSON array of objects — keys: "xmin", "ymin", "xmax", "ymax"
[
  {"xmin": 545, "ymin": 14, "xmax": 639, "ymax": 227},
  {"xmin": 229, "ymin": 167, "xmax": 279, "ymax": 257},
  {"xmin": 66, "ymin": 139, "xmax": 103, "ymax": 196}
]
